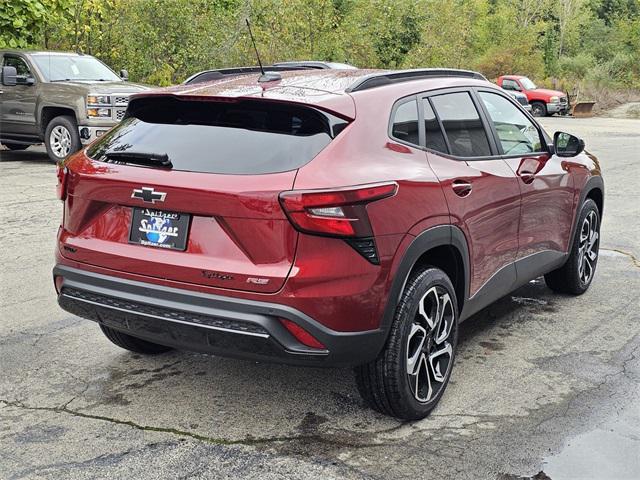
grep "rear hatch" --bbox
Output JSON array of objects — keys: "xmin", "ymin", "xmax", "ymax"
[{"xmin": 60, "ymin": 95, "xmax": 349, "ymax": 293}]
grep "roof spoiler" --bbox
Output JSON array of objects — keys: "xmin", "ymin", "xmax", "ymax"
[{"xmin": 183, "ymin": 65, "xmax": 313, "ymax": 85}]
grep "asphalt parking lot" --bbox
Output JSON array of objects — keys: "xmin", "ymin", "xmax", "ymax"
[{"xmin": 1, "ymin": 115, "xmax": 638, "ymax": 480}]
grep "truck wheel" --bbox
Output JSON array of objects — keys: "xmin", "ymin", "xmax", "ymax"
[
  {"xmin": 2, "ymin": 143, "xmax": 29, "ymax": 151},
  {"xmin": 355, "ymin": 267, "xmax": 458, "ymax": 420},
  {"xmin": 99, "ymin": 324, "xmax": 173, "ymax": 354},
  {"xmin": 531, "ymin": 101, "xmax": 547, "ymax": 117},
  {"xmin": 44, "ymin": 115, "xmax": 81, "ymax": 162},
  {"xmin": 545, "ymin": 199, "xmax": 600, "ymax": 295}
]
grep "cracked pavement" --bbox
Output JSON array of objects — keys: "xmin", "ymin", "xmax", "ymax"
[{"xmin": 1, "ymin": 115, "xmax": 639, "ymax": 479}]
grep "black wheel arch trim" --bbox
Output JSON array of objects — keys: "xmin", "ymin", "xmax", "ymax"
[
  {"xmin": 380, "ymin": 225, "xmax": 470, "ymax": 335},
  {"xmin": 567, "ymin": 175, "xmax": 604, "ymax": 256},
  {"xmin": 39, "ymin": 105, "xmax": 80, "ymax": 136}
]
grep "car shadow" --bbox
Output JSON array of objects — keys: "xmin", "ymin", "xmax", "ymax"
[
  {"xmin": 0, "ymin": 146, "xmax": 51, "ymax": 163},
  {"xmin": 458, "ymin": 277, "xmax": 557, "ymax": 344}
]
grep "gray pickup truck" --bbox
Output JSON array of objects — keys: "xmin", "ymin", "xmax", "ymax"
[{"xmin": 0, "ymin": 50, "xmax": 148, "ymax": 162}]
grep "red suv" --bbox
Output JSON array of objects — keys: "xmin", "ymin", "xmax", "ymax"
[{"xmin": 53, "ymin": 68, "xmax": 604, "ymax": 420}]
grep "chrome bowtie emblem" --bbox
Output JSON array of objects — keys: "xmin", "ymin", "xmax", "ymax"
[{"xmin": 131, "ymin": 187, "xmax": 166, "ymax": 204}]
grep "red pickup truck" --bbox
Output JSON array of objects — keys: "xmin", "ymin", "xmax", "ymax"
[{"xmin": 497, "ymin": 75, "xmax": 568, "ymax": 117}]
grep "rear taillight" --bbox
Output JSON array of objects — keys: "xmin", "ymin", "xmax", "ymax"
[
  {"xmin": 279, "ymin": 319, "xmax": 326, "ymax": 350},
  {"xmin": 56, "ymin": 164, "xmax": 68, "ymax": 201},
  {"xmin": 278, "ymin": 182, "xmax": 397, "ymax": 238}
]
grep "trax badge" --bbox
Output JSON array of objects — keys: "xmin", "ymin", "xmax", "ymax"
[{"xmin": 131, "ymin": 187, "xmax": 166, "ymax": 203}]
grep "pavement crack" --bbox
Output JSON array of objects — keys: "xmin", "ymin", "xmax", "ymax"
[
  {"xmin": 0, "ymin": 399, "xmax": 389, "ymax": 449},
  {"xmin": 620, "ymin": 342, "xmax": 640, "ymax": 378},
  {"xmin": 601, "ymin": 247, "xmax": 640, "ymax": 268},
  {"xmin": 531, "ymin": 336, "xmax": 640, "ymax": 431},
  {"xmin": 6, "ymin": 441, "xmax": 175, "ymax": 480}
]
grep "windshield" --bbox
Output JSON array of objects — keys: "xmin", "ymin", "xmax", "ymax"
[
  {"xmin": 520, "ymin": 77, "xmax": 537, "ymax": 90},
  {"xmin": 31, "ymin": 55, "xmax": 121, "ymax": 82}
]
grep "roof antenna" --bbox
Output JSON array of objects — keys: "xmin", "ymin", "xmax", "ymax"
[{"xmin": 245, "ymin": 18, "xmax": 281, "ymax": 83}]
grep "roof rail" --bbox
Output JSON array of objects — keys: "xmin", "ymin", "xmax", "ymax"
[{"xmin": 346, "ymin": 68, "xmax": 488, "ymax": 93}]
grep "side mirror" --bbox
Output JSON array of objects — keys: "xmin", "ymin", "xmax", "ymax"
[
  {"xmin": 554, "ymin": 131, "xmax": 585, "ymax": 157},
  {"xmin": 120, "ymin": 69, "xmax": 129, "ymax": 81},
  {"xmin": 2, "ymin": 66, "xmax": 17, "ymax": 86}
]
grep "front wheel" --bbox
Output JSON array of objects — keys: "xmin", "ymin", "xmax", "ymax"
[
  {"xmin": 531, "ymin": 101, "xmax": 547, "ymax": 117},
  {"xmin": 545, "ymin": 198, "xmax": 600, "ymax": 294},
  {"xmin": 44, "ymin": 115, "xmax": 81, "ymax": 162},
  {"xmin": 355, "ymin": 267, "xmax": 458, "ymax": 420}
]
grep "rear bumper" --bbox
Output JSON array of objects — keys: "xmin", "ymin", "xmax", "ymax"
[{"xmin": 53, "ymin": 265, "xmax": 386, "ymax": 367}]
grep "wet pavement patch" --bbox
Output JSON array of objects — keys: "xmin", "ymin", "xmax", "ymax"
[{"xmin": 14, "ymin": 425, "xmax": 67, "ymax": 444}]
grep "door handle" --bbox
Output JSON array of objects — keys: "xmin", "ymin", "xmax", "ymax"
[
  {"xmin": 452, "ymin": 179, "xmax": 472, "ymax": 197},
  {"xmin": 518, "ymin": 170, "xmax": 536, "ymax": 184}
]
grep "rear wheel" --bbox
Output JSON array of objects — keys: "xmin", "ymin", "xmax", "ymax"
[
  {"xmin": 44, "ymin": 115, "xmax": 81, "ymax": 162},
  {"xmin": 2, "ymin": 143, "xmax": 29, "ymax": 151},
  {"xmin": 99, "ymin": 324, "xmax": 173, "ymax": 354},
  {"xmin": 355, "ymin": 267, "xmax": 458, "ymax": 420},
  {"xmin": 531, "ymin": 101, "xmax": 547, "ymax": 117},
  {"xmin": 545, "ymin": 198, "xmax": 600, "ymax": 295}
]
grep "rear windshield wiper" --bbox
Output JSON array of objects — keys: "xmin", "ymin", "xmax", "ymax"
[{"xmin": 104, "ymin": 151, "xmax": 172, "ymax": 169}]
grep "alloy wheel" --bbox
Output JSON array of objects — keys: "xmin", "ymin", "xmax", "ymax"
[
  {"xmin": 578, "ymin": 210, "xmax": 599, "ymax": 284},
  {"xmin": 406, "ymin": 286, "xmax": 455, "ymax": 403},
  {"xmin": 50, "ymin": 125, "xmax": 72, "ymax": 158}
]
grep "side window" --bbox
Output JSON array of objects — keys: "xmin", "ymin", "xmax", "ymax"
[
  {"xmin": 478, "ymin": 91, "xmax": 543, "ymax": 155},
  {"xmin": 391, "ymin": 99, "xmax": 419, "ymax": 146},
  {"xmin": 422, "ymin": 99, "xmax": 448, "ymax": 154},
  {"xmin": 502, "ymin": 79, "xmax": 520, "ymax": 91},
  {"xmin": 2, "ymin": 55, "xmax": 32, "ymax": 83},
  {"xmin": 430, "ymin": 92, "xmax": 492, "ymax": 158}
]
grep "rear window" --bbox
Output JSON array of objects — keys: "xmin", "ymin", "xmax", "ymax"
[{"xmin": 87, "ymin": 97, "xmax": 348, "ymax": 174}]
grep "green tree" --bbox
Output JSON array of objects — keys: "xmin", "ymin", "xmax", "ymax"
[
  {"xmin": 0, "ymin": 0, "xmax": 73, "ymax": 48},
  {"xmin": 4, "ymin": 0, "xmax": 638, "ymax": 90}
]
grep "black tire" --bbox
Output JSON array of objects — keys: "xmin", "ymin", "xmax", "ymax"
[
  {"xmin": 355, "ymin": 267, "xmax": 458, "ymax": 420},
  {"xmin": 99, "ymin": 324, "xmax": 172, "ymax": 354},
  {"xmin": 2, "ymin": 143, "xmax": 29, "ymax": 151},
  {"xmin": 531, "ymin": 101, "xmax": 547, "ymax": 117},
  {"xmin": 44, "ymin": 115, "xmax": 81, "ymax": 162},
  {"xmin": 545, "ymin": 198, "xmax": 600, "ymax": 295}
]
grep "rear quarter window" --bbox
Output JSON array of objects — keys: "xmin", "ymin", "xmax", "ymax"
[
  {"xmin": 390, "ymin": 99, "xmax": 419, "ymax": 146},
  {"xmin": 87, "ymin": 97, "xmax": 348, "ymax": 174}
]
